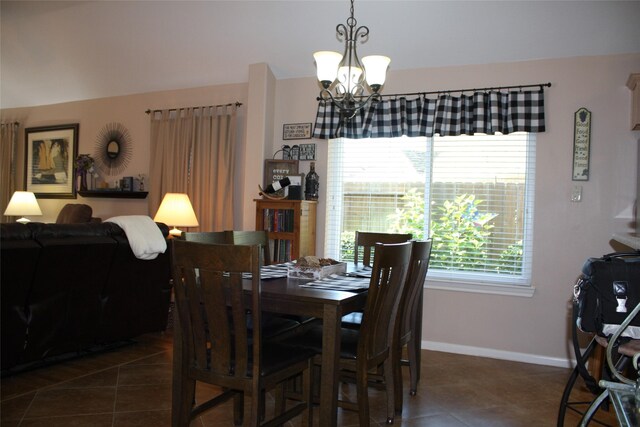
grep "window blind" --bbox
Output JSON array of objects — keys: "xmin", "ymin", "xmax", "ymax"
[{"xmin": 325, "ymin": 133, "xmax": 535, "ymax": 286}]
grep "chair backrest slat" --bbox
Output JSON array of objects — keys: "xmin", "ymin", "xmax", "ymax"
[
  {"xmin": 226, "ymin": 230, "xmax": 272, "ymax": 265},
  {"xmin": 399, "ymin": 240, "xmax": 433, "ymax": 342},
  {"xmin": 181, "ymin": 231, "xmax": 228, "ymax": 244},
  {"xmin": 354, "ymin": 231, "xmax": 412, "ymax": 267},
  {"xmin": 171, "ymin": 240, "xmax": 261, "ymax": 381},
  {"xmin": 359, "ymin": 241, "xmax": 412, "ymax": 364}
]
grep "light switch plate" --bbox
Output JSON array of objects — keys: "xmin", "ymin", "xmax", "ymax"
[{"xmin": 571, "ymin": 185, "xmax": 582, "ymax": 202}]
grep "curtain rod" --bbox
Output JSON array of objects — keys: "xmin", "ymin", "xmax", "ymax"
[
  {"xmin": 0, "ymin": 121, "xmax": 20, "ymax": 126},
  {"xmin": 317, "ymin": 82, "xmax": 552, "ymax": 101},
  {"xmin": 145, "ymin": 101, "xmax": 242, "ymax": 115}
]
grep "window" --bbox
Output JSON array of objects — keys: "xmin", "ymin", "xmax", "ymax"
[{"xmin": 324, "ymin": 133, "xmax": 535, "ymax": 291}]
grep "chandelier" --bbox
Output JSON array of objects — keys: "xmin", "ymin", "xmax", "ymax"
[{"xmin": 313, "ymin": 0, "xmax": 390, "ymax": 120}]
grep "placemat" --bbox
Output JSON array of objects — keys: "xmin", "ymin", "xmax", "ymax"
[
  {"xmin": 242, "ymin": 262, "xmax": 294, "ymax": 280},
  {"xmin": 346, "ymin": 266, "xmax": 372, "ymax": 278},
  {"xmin": 299, "ymin": 274, "xmax": 370, "ymax": 291}
]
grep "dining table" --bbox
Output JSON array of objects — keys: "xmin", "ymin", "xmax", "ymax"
[
  {"xmin": 248, "ymin": 265, "xmax": 369, "ymax": 427},
  {"xmin": 171, "ymin": 262, "xmax": 370, "ymax": 427}
]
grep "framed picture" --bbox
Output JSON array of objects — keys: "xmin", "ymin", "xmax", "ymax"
[
  {"xmin": 25, "ymin": 124, "xmax": 79, "ymax": 198},
  {"xmin": 298, "ymin": 143, "xmax": 316, "ymax": 161},
  {"xmin": 572, "ymin": 108, "xmax": 591, "ymax": 181},
  {"xmin": 263, "ymin": 159, "xmax": 298, "ymax": 189},
  {"xmin": 283, "ymin": 123, "xmax": 312, "ymax": 140}
]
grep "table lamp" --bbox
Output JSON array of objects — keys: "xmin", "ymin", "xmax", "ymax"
[
  {"xmin": 153, "ymin": 192, "xmax": 199, "ymax": 237},
  {"xmin": 3, "ymin": 191, "xmax": 43, "ymax": 224}
]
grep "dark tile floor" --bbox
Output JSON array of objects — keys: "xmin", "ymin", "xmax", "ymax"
[{"xmin": 0, "ymin": 331, "xmax": 619, "ymax": 426}]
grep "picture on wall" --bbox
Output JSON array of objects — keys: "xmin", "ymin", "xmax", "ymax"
[{"xmin": 25, "ymin": 123, "xmax": 79, "ymax": 198}]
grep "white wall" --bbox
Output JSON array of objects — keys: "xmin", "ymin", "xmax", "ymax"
[
  {"xmin": 2, "ymin": 53, "xmax": 639, "ymax": 366},
  {"xmin": 273, "ymin": 53, "xmax": 640, "ymax": 366}
]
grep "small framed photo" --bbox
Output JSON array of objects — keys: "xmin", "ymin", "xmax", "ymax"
[
  {"xmin": 298, "ymin": 143, "xmax": 316, "ymax": 161},
  {"xmin": 25, "ymin": 124, "xmax": 79, "ymax": 198}
]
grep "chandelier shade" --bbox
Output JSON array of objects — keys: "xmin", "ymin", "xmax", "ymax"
[
  {"xmin": 314, "ymin": 0, "xmax": 389, "ymax": 120},
  {"xmin": 314, "ymin": 51, "xmax": 343, "ymax": 86},
  {"xmin": 362, "ymin": 55, "xmax": 390, "ymax": 89}
]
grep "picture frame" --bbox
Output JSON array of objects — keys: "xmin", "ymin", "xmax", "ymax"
[
  {"xmin": 572, "ymin": 108, "xmax": 591, "ymax": 181},
  {"xmin": 25, "ymin": 124, "xmax": 79, "ymax": 198},
  {"xmin": 298, "ymin": 143, "xmax": 316, "ymax": 161},
  {"xmin": 283, "ymin": 123, "xmax": 312, "ymax": 140},
  {"xmin": 263, "ymin": 159, "xmax": 299, "ymax": 192}
]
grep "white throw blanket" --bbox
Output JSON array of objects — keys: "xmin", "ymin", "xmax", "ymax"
[{"xmin": 105, "ymin": 215, "xmax": 167, "ymax": 260}]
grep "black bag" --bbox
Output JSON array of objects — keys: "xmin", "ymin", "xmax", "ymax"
[{"xmin": 574, "ymin": 252, "xmax": 640, "ymax": 338}]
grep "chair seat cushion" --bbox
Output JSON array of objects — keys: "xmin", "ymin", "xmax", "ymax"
[
  {"xmin": 259, "ymin": 341, "xmax": 317, "ymax": 376},
  {"xmin": 284, "ymin": 324, "xmax": 360, "ymax": 360}
]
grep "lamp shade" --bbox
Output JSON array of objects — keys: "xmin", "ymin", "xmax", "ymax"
[
  {"xmin": 362, "ymin": 55, "xmax": 391, "ymax": 89},
  {"xmin": 313, "ymin": 51, "xmax": 343, "ymax": 85},
  {"xmin": 3, "ymin": 191, "xmax": 43, "ymax": 224},
  {"xmin": 153, "ymin": 193, "xmax": 198, "ymax": 236}
]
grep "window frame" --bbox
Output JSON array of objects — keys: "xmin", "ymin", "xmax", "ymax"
[{"xmin": 324, "ymin": 133, "xmax": 536, "ymax": 297}]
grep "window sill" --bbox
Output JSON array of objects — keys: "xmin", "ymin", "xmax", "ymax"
[{"xmin": 425, "ymin": 279, "xmax": 536, "ymax": 297}]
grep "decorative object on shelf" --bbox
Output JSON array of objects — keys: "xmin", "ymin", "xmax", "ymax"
[
  {"xmin": 153, "ymin": 193, "xmax": 199, "ymax": 237},
  {"xmin": 572, "ymin": 108, "xmax": 591, "ymax": 181},
  {"xmin": 94, "ymin": 122, "xmax": 132, "ymax": 176},
  {"xmin": 263, "ymin": 159, "xmax": 299, "ymax": 197},
  {"xmin": 120, "ymin": 176, "xmax": 133, "ymax": 191},
  {"xmin": 77, "ymin": 190, "xmax": 148, "ymax": 199},
  {"xmin": 298, "ymin": 143, "xmax": 316, "ymax": 161},
  {"xmin": 137, "ymin": 174, "xmax": 145, "ymax": 191},
  {"xmin": 282, "ymin": 145, "xmax": 291, "ymax": 159},
  {"xmin": 24, "ymin": 123, "xmax": 79, "ymax": 199},
  {"xmin": 283, "ymin": 123, "xmax": 312, "ymax": 140},
  {"xmin": 305, "ymin": 162, "xmax": 320, "ymax": 201},
  {"xmin": 3, "ymin": 191, "xmax": 42, "ymax": 223},
  {"xmin": 290, "ymin": 145, "xmax": 300, "ymax": 160},
  {"xmin": 75, "ymin": 154, "xmax": 96, "ymax": 191},
  {"xmin": 314, "ymin": 0, "xmax": 390, "ymax": 121}
]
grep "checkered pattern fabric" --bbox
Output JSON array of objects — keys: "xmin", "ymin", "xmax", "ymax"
[
  {"xmin": 313, "ymin": 89, "xmax": 546, "ymax": 139},
  {"xmin": 241, "ymin": 262, "xmax": 294, "ymax": 280},
  {"xmin": 298, "ymin": 274, "xmax": 370, "ymax": 291}
]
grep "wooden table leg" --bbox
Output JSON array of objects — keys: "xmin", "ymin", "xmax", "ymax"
[{"xmin": 319, "ymin": 304, "xmax": 341, "ymax": 427}]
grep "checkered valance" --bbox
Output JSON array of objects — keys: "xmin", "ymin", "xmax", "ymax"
[{"xmin": 312, "ymin": 89, "xmax": 546, "ymax": 139}]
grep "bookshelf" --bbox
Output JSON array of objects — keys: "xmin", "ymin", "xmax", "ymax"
[{"xmin": 254, "ymin": 199, "xmax": 317, "ymax": 263}]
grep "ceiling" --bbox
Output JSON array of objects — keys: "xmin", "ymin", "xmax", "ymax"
[{"xmin": 2, "ymin": 0, "xmax": 640, "ymax": 109}]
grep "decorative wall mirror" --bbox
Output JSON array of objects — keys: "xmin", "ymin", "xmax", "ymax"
[{"xmin": 94, "ymin": 122, "xmax": 132, "ymax": 175}]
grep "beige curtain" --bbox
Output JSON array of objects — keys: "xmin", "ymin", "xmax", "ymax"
[
  {"xmin": 149, "ymin": 104, "xmax": 237, "ymax": 232},
  {"xmin": 1, "ymin": 122, "xmax": 19, "ymax": 222}
]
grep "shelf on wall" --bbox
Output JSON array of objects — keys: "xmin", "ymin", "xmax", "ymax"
[{"xmin": 78, "ymin": 190, "xmax": 148, "ymax": 199}]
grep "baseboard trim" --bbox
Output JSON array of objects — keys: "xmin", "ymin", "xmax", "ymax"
[{"xmin": 423, "ymin": 340, "xmax": 573, "ymax": 369}]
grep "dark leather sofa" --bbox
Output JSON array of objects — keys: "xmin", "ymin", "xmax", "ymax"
[{"xmin": 1, "ymin": 221, "xmax": 172, "ymax": 374}]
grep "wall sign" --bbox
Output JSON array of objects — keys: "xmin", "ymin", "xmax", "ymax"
[
  {"xmin": 283, "ymin": 123, "xmax": 312, "ymax": 140},
  {"xmin": 298, "ymin": 143, "xmax": 316, "ymax": 160},
  {"xmin": 263, "ymin": 159, "xmax": 299, "ymax": 188},
  {"xmin": 572, "ymin": 108, "xmax": 591, "ymax": 181}
]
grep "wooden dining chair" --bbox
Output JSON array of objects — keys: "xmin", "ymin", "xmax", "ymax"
[
  {"xmin": 226, "ymin": 230, "xmax": 272, "ymax": 266},
  {"xmin": 286, "ymin": 241, "xmax": 412, "ymax": 426},
  {"xmin": 342, "ymin": 231, "xmax": 413, "ymax": 327},
  {"xmin": 181, "ymin": 231, "xmax": 228, "ymax": 244},
  {"xmin": 170, "ymin": 240, "xmax": 314, "ymax": 427},
  {"xmin": 392, "ymin": 239, "xmax": 432, "ymax": 414},
  {"xmin": 353, "ymin": 231, "xmax": 412, "ymax": 268}
]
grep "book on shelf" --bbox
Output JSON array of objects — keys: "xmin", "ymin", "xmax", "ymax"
[
  {"xmin": 262, "ymin": 208, "xmax": 294, "ymax": 232},
  {"xmin": 271, "ymin": 239, "xmax": 292, "ymax": 263}
]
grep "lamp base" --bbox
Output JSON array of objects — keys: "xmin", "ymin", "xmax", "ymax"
[
  {"xmin": 16, "ymin": 217, "xmax": 31, "ymax": 224},
  {"xmin": 169, "ymin": 227, "xmax": 183, "ymax": 237}
]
